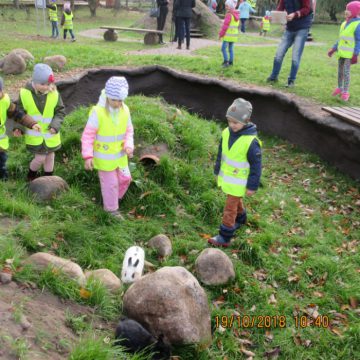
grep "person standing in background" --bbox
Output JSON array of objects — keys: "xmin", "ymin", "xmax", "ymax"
[
  {"xmin": 157, "ymin": 0, "xmax": 169, "ymax": 44},
  {"xmin": 238, "ymin": 0, "xmax": 255, "ymax": 33},
  {"xmin": 174, "ymin": 0, "xmax": 196, "ymax": 50},
  {"xmin": 46, "ymin": 0, "xmax": 59, "ymax": 38}
]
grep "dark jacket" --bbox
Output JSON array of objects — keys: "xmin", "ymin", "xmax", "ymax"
[
  {"xmin": 277, "ymin": 0, "xmax": 313, "ymax": 31},
  {"xmin": 173, "ymin": 0, "xmax": 196, "ymax": 18},
  {"xmin": 157, "ymin": 0, "xmax": 168, "ymax": 7},
  {"xmin": 214, "ymin": 123, "xmax": 262, "ymax": 191},
  {"xmin": 17, "ymin": 82, "xmax": 66, "ymax": 154}
]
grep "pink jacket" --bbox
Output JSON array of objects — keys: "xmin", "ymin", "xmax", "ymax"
[
  {"xmin": 219, "ymin": 9, "xmax": 240, "ymax": 38},
  {"xmin": 81, "ymin": 106, "xmax": 134, "ymax": 160}
]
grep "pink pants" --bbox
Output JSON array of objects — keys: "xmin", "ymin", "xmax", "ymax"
[
  {"xmin": 30, "ymin": 153, "xmax": 55, "ymax": 172},
  {"xmin": 98, "ymin": 167, "xmax": 132, "ymax": 212}
]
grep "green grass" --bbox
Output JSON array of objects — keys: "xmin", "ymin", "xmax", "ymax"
[
  {"xmin": 0, "ymin": 8, "xmax": 359, "ymax": 104},
  {"xmin": 1, "ymin": 95, "xmax": 359, "ymax": 359}
]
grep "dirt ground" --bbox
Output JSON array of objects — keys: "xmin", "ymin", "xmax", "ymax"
[{"xmin": 0, "ymin": 280, "xmax": 113, "ymax": 359}]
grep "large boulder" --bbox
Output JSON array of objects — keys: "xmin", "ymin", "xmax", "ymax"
[
  {"xmin": 25, "ymin": 252, "xmax": 85, "ymax": 285},
  {"xmin": 123, "ymin": 266, "xmax": 212, "ymax": 346},
  {"xmin": 9, "ymin": 48, "xmax": 34, "ymax": 63},
  {"xmin": 1, "ymin": 53, "xmax": 26, "ymax": 75},
  {"xmin": 85, "ymin": 269, "xmax": 121, "ymax": 293},
  {"xmin": 44, "ymin": 55, "xmax": 67, "ymax": 71},
  {"xmin": 148, "ymin": 234, "xmax": 172, "ymax": 257},
  {"xmin": 195, "ymin": 248, "xmax": 235, "ymax": 285},
  {"xmin": 29, "ymin": 176, "xmax": 69, "ymax": 201}
]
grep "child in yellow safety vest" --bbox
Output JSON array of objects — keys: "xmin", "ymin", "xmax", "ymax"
[
  {"xmin": 219, "ymin": 0, "xmax": 240, "ymax": 68},
  {"xmin": 18, "ymin": 64, "xmax": 66, "ymax": 181},
  {"xmin": 81, "ymin": 77, "xmax": 134, "ymax": 220},
  {"xmin": 328, "ymin": 1, "xmax": 360, "ymax": 101},
  {"xmin": 260, "ymin": 10, "xmax": 271, "ymax": 36},
  {"xmin": 209, "ymin": 98, "xmax": 262, "ymax": 248},
  {"xmin": 0, "ymin": 77, "xmax": 41, "ymax": 181},
  {"xmin": 61, "ymin": 7, "xmax": 76, "ymax": 42},
  {"xmin": 46, "ymin": 0, "xmax": 59, "ymax": 38}
]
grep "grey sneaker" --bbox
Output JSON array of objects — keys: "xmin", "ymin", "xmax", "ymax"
[
  {"xmin": 286, "ymin": 80, "xmax": 295, "ymax": 88},
  {"xmin": 266, "ymin": 77, "xmax": 278, "ymax": 83},
  {"xmin": 109, "ymin": 210, "xmax": 124, "ymax": 220}
]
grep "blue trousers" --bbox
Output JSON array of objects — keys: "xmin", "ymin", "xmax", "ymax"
[
  {"xmin": 221, "ymin": 41, "xmax": 234, "ymax": 63},
  {"xmin": 269, "ymin": 28, "xmax": 309, "ymax": 82},
  {"xmin": 240, "ymin": 18, "xmax": 247, "ymax": 33},
  {"xmin": 51, "ymin": 21, "xmax": 59, "ymax": 37}
]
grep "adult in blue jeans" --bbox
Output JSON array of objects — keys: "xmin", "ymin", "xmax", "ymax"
[
  {"xmin": 267, "ymin": 0, "xmax": 313, "ymax": 87},
  {"xmin": 174, "ymin": 0, "xmax": 196, "ymax": 50}
]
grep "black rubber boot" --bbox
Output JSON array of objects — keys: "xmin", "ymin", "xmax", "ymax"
[
  {"xmin": 234, "ymin": 210, "xmax": 247, "ymax": 230},
  {"xmin": 27, "ymin": 169, "xmax": 39, "ymax": 182},
  {"xmin": 44, "ymin": 171, "xmax": 54, "ymax": 176}
]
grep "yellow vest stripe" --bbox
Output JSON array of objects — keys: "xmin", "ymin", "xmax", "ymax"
[{"xmin": 0, "ymin": 94, "xmax": 11, "ymax": 150}]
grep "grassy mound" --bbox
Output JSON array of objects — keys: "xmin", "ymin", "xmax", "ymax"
[{"xmin": 1, "ymin": 96, "xmax": 359, "ymax": 359}]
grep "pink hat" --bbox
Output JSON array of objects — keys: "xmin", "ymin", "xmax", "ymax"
[{"xmin": 346, "ymin": 1, "xmax": 360, "ymax": 18}]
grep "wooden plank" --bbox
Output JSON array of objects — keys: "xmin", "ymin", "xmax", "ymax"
[
  {"xmin": 100, "ymin": 26, "xmax": 165, "ymax": 34},
  {"xmin": 322, "ymin": 106, "xmax": 360, "ymax": 127},
  {"xmin": 331, "ymin": 107, "xmax": 360, "ymax": 120}
]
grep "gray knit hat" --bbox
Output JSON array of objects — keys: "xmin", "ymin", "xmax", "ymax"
[
  {"xmin": 0, "ymin": 77, "xmax": 3, "ymax": 91},
  {"xmin": 105, "ymin": 76, "xmax": 129, "ymax": 101},
  {"xmin": 226, "ymin": 98, "xmax": 253, "ymax": 124},
  {"xmin": 32, "ymin": 63, "xmax": 54, "ymax": 84}
]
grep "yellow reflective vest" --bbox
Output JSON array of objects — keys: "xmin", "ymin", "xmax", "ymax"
[
  {"xmin": 248, "ymin": 0, "xmax": 256, "ymax": 9},
  {"xmin": 338, "ymin": 20, "xmax": 360, "ymax": 59},
  {"xmin": 217, "ymin": 128, "xmax": 260, "ymax": 197},
  {"xmin": 262, "ymin": 17, "xmax": 270, "ymax": 31},
  {"xmin": 20, "ymin": 88, "xmax": 60, "ymax": 148},
  {"xmin": 63, "ymin": 12, "xmax": 73, "ymax": 30},
  {"xmin": 224, "ymin": 14, "xmax": 239, "ymax": 42},
  {"xmin": 92, "ymin": 104, "xmax": 129, "ymax": 171},
  {"xmin": 49, "ymin": 4, "xmax": 58, "ymax": 22},
  {"xmin": 0, "ymin": 93, "xmax": 11, "ymax": 151}
]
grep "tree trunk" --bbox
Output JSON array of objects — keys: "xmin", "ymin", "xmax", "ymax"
[
  {"xmin": 89, "ymin": 0, "xmax": 97, "ymax": 16},
  {"xmin": 329, "ymin": 6, "xmax": 337, "ymax": 22},
  {"xmin": 13, "ymin": 0, "xmax": 19, "ymax": 8},
  {"xmin": 114, "ymin": 0, "xmax": 121, "ymax": 10}
]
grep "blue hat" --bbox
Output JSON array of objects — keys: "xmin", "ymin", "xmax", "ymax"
[
  {"xmin": 32, "ymin": 63, "xmax": 54, "ymax": 84},
  {"xmin": 105, "ymin": 76, "xmax": 129, "ymax": 101}
]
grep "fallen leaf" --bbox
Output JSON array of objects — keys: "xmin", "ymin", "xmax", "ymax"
[
  {"xmin": 264, "ymin": 346, "xmax": 281, "ymax": 359},
  {"xmin": 79, "ymin": 288, "xmax": 91, "ymax": 299},
  {"xmin": 349, "ymin": 297, "xmax": 358, "ymax": 309},
  {"xmin": 240, "ymin": 347, "xmax": 255, "ymax": 357},
  {"xmin": 216, "ymin": 339, "xmax": 223, "ymax": 350},
  {"xmin": 253, "ymin": 269, "xmax": 268, "ymax": 281},
  {"xmin": 199, "ymin": 233, "xmax": 212, "ymax": 240},
  {"xmin": 139, "ymin": 191, "xmax": 152, "ymax": 199},
  {"xmin": 265, "ymin": 331, "xmax": 274, "ymax": 342},
  {"xmin": 288, "ymin": 274, "xmax": 301, "ymax": 283},
  {"xmin": 237, "ymin": 338, "xmax": 253, "ymax": 346},
  {"xmin": 330, "ymin": 327, "xmax": 343, "ymax": 337},
  {"xmin": 313, "ymin": 291, "xmax": 324, "ymax": 298},
  {"xmin": 306, "ymin": 268, "xmax": 313, "ymax": 276},
  {"xmin": 268, "ymin": 294, "xmax": 277, "ymax": 305}
]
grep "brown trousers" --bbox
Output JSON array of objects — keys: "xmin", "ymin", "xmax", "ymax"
[{"xmin": 222, "ymin": 195, "xmax": 244, "ymax": 228}]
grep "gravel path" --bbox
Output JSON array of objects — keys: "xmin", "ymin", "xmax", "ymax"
[{"xmin": 79, "ymin": 28, "xmax": 324, "ymax": 57}]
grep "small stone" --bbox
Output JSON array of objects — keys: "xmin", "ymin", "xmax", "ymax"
[
  {"xmin": 148, "ymin": 234, "xmax": 172, "ymax": 257},
  {"xmin": 0, "ymin": 272, "xmax": 12, "ymax": 284},
  {"xmin": 19, "ymin": 314, "xmax": 31, "ymax": 331}
]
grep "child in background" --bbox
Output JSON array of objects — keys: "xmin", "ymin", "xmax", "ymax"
[
  {"xmin": 61, "ymin": 6, "xmax": 76, "ymax": 42},
  {"xmin": 209, "ymin": 98, "xmax": 262, "ymax": 248},
  {"xmin": 47, "ymin": 0, "xmax": 59, "ymax": 38},
  {"xmin": 260, "ymin": 10, "xmax": 271, "ymax": 36},
  {"xmin": 0, "ymin": 77, "xmax": 40, "ymax": 181},
  {"xmin": 18, "ymin": 64, "xmax": 66, "ymax": 181},
  {"xmin": 219, "ymin": 0, "xmax": 240, "ymax": 68},
  {"xmin": 238, "ymin": 0, "xmax": 255, "ymax": 33},
  {"xmin": 81, "ymin": 77, "xmax": 134, "ymax": 219},
  {"xmin": 328, "ymin": 1, "xmax": 360, "ymax": 101}
]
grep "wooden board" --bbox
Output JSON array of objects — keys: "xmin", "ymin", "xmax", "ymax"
[
  {"xmin": 322, "ymin": 106, "xmax": 360, "ymax": 127},
  {"xmin": 100, "ymin": 26, "xmax": 165, "ymax": 34}
]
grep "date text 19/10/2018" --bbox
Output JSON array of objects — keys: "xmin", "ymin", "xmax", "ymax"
[{"xmin": 214, "ymin": 315, "xmax": 330, "ymax": 329}]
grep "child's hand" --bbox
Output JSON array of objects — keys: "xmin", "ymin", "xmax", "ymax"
[
  {"xmin": 246, "ymin": 189, "xmax": 256, "ymax": 196},
  {"xmin": 84, "ymin": 158, "xmax": 94, "ymax": 171},
  {"xmin": 125, "ymin": 147, "xmax": 133, "ymax": 158},
  {"xmin": 286, "ymin": 12, "xmax": 295, "ymax": 21},
  {"xmin": 32, "ymin": 123, "xmax": 42, "ymax": 132},
  {"xmin": 49, "ymin": 127, "xmax": 57, "ymax": 134},
  {"xmin": 13, "ymin": 129, "xmax": 22, "ymax": 137},
  {"xmin": 328, "ymin": 48, "xmax": 336, "ymax": 57},
  {"xmin": 351, "ymin": 54, "xmax": 358, "ymax": 65}
]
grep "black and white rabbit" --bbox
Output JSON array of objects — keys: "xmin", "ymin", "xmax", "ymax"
[{"xmin": 121, "ymin": 246, "xmax": 145, "ymax": 284}]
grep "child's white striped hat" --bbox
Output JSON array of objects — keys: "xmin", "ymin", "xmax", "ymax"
[{"xmin": 105, "ymin": 76, "xmax": 129, "ymax": 101}]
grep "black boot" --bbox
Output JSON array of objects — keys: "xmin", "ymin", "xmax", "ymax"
[
  {"xmin": 27, "ymin": 169, "xmax": 39, "ymax": 182},
  {"xmin": 208, "ymin": 224, "xmax": 236, "ymax": 248},
  {"xmin": 0, "ymin": 152, "xmax": 8, "ymax": 181},
  {"xmin": 234, "ymin": 209, "xmax": 247, "ymax": 230},
  {"xmin": 44, "ymin": 171, "xmax": 54, "ymax": 176}
]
